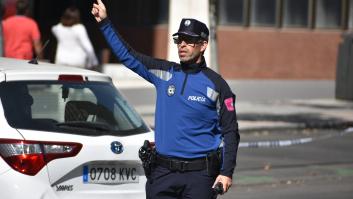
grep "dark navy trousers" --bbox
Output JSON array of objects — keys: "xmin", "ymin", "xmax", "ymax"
[{"xmin": 146, "ymin": 166, "xmax": 217, "ymax": 199}]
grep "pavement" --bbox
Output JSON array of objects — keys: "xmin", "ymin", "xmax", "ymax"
[
  {"xmin": 103, "ymin": 64, "xmax": 353, "ymax": 132},
  {"xmin": 235, "ymin": 98, "xmax": 353, "ymax": 132}
]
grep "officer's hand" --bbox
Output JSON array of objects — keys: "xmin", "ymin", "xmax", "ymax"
[
  {"xmin": 91, "ymin": 0, "xmax": 107, "ymax": 22},
  {"xmin": 212, "ymin": 175, "xmax": 232, "ymax": 193}
]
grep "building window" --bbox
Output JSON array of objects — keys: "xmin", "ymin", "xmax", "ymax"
[
  {"xmin": 109, "ymin": 0, "xmax": 169, "ymax": 26},
  {"xmin": 218, "ymin": 0, "xmax": 245, "ymax": 25},
  {"xmin": 315, "ymin": 0, "xmax": 342, "ymax": 29},
  {"xmin": 349, "ymin": 0, "xmax": 353, "ymax": 29},
  {"xmin": 157, "ymin": 0, "xmax": 169, "ymax": 24},
  {"xmin": 217, "ymin": 0, "xmax": 348, "ymax": 30},
  {"xmin": 283, "ymin": 0, "xmax": 309, "ymax": 27},
  {"xmin": 250, "ymin": 0, "xmax": 277, "ymax": 26}
]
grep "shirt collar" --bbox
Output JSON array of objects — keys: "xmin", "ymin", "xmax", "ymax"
[{"xmin": 180, "ymin": 56, "xmax": 207, "ymax": 74}]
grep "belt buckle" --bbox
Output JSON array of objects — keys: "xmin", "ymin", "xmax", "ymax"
[{"xmin": 169, "ymin": 159, "xmax": 187, "ymax": 172}]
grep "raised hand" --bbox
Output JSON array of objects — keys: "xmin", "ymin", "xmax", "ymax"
[{"xmin": 91, "ymin": 0, "xmax": 107, "ymax": 22}]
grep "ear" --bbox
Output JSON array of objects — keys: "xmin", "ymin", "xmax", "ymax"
[{"xmin": 200, "ymin": 41, "xmax": 208, "ymax": 53}]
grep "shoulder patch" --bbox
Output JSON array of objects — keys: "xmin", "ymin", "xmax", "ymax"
[
  {"xmin": 224, "ymin": 97, "xmax": 235, "ymax": 111},
  {"xmin": 207, "ymin": 87, "xmax": 219, "ymax": 101}
]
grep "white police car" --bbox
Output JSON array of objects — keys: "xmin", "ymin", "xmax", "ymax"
[{"xmin": 0, "ymin": 57, "xmax": 153, "ymax": 199}]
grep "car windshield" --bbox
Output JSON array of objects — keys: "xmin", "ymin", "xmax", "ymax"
[{"xmin": 0, "ymin": 81, "xmax": 149, "ymax": 136}]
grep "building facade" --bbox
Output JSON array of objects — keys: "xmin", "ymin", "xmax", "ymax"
[
  {"xmin": 2, "ymin": 0, "xmax": 351, "ymax": 80},
  {"xmin": 217, "ymin": 0, "xmax": 350, "ymax": 79}
]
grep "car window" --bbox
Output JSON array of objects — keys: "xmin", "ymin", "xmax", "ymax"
[{"xmin": 0, "ymin": 81, "xmax": 149, "ymax": 136}]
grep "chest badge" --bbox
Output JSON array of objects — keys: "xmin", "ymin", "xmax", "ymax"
[{"xmin": 167, "ymin": 85, "xmax": 176, "ymax": 96}]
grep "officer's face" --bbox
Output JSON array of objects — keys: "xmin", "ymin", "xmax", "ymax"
[{"xmin": 174, "ymin": 35, "xmax": 207, "ymax": 64}]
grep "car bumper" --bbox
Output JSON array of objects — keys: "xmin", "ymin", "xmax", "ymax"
[{"xmin": 0, "ymin": 168, "xmax": 146, "ymax": 199}]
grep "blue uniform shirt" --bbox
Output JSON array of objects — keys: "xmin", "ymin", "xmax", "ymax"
[{"xmin": 99, "ymin": 19, "xmax": 240, "ymax": 177}]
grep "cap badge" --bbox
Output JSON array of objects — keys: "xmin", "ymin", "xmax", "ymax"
[{"xmin": 184, "ymin": 20, "xmax": 191, "ymax": 26}]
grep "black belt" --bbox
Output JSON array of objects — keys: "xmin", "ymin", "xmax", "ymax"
[{"xmin": 155, "ymin": 154, "xmax": 207, "ymax": 172}]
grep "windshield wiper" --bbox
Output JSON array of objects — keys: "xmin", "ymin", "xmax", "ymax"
[{"xmin": 56, "ymin": 121, "xmax": 112, "ymax": 132}]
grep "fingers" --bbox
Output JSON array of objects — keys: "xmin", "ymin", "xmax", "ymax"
[
  {"xmin": 91, "ymin": 6, "xmax": 97, "ymax": 14},
  {"xmin": 92, "ymin": 3, "xmax": 100, "ymax": 10},
  {"xmin": 223, "ymin": 181, "xmax": 231, "ymax": 192},
  {"xmin": 212, "ymin": 175, "xmax": 232, "ymax": 193},
  {"xmin": 96, "ymin": 0, "xmax": 106, "ymax": 9},
  {"xmin": 92, "ymin": 0, "xmax": 105, "ymax": 13},
  {"xmin": 91, "ymin": 7, "xmax": 99, "ymax": 17},
  {"xmin": 91, "ymin": 1, "xmax": 107, "ymax": 22}
]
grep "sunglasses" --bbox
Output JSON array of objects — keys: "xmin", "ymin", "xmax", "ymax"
[{"xmin": 173, "ymin": 36, "xmax": 203, "ymax": 47}]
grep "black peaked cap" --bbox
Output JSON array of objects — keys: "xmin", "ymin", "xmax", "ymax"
[{"xmin": 173, "ymin": 18, "xmax": 209, "ymax": 41}]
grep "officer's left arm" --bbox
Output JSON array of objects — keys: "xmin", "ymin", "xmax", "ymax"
[{"xmin": 216, "ymin": 80, "xmax": 240, "ymax": 192}]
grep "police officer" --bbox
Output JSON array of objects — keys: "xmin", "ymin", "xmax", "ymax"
[{"xmin": 92, "ymin": 1, "xmax": 240, "ymax": 198}]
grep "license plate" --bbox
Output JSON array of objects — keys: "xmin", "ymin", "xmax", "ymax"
[{"xmin": 83, "ymin": 164, "xmax": 139, "ymax": 184}]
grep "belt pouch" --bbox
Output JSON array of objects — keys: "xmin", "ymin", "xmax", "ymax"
[{"xmin": 206, "ymin": 150, "xmax": 221, "ymax": 177}]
